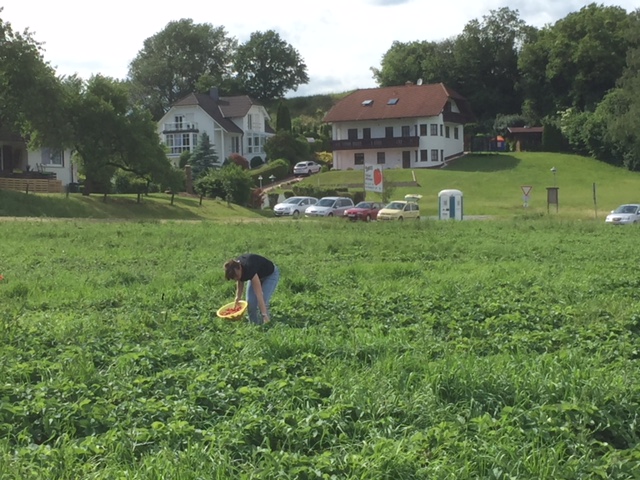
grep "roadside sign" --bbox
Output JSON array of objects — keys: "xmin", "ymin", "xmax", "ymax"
[
  {"xmin": 364, "ymin": 165, "xmax": 383, "ymax": 193},
  {"xmin": 521, "ymin": 185, "xmax": 532, "ymax": 196}
]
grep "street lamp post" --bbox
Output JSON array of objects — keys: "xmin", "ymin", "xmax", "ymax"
[
  {"xmin": 258, "ymin": 175, "xmax": 263, "ymax": 189},
  {"xmin": 550, "ymin": 167, "xmax": 557, "ymax": 186},
  {"xmin": 269, "ymin": 175, "xmax": 276, "ymax": 184}
]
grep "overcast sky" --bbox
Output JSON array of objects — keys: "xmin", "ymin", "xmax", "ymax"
[{"xmin": 3, "ymin": 0, "xmax": 638, "ymax": 98}]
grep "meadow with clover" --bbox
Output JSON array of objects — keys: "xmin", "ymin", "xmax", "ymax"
[{"xmin": 1, "ymin": 218, "xmax": 639, "ymax": 479}]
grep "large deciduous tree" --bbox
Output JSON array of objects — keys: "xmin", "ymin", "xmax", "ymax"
[
  {"xmin": 519, "ymin": 4, "xmax": 632, "ymax": 119},
  {"xmin": 128, "ymin": 19, "xmax": 237, "ymax": 119},
  {"xmin": 64, "ymin": 75, "xmax": 174, "ymax": 194},
  {"xmin": 0, "ymin": 12, "xmax": 67, "ymax": 148},
  {"xmin": 234, "ymin": 30, "xmax": 309, "ymax": 100}
]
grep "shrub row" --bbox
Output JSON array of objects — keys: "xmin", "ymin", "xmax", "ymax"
[{"xmin": 248, "ymin": 159, "xmax": 291, "ymax": 187}]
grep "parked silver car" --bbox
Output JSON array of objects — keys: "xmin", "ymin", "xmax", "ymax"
[
  {"xmin": 273, "ymin": 196, "xmax": 318, "ymax": 218},
  {"xmin": 605, "ymin": 204, "xmax": 640, "ymax": 225},
  {"xmin": 305, "ymin": 196, "xmax": 354, "ymax": 217}
]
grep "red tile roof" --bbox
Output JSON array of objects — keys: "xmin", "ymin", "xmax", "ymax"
[{"xmin": 323, "ymin": 83, "xmax": 474, "ymax": 123}]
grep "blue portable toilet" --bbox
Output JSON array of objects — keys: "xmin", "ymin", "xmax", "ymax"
[{"xmin": 438, "ymin": 189, "xmax": 463, "ymax": 220}]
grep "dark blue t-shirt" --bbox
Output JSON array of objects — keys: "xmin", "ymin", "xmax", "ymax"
[{"xmin": 237, "ymin": 253, "xmax": 275, "ymax": 282}]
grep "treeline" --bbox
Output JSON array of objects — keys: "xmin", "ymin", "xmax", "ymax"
[{"xmin": 370, "ymin": 4, "xmax": 640, "ymax": 170}]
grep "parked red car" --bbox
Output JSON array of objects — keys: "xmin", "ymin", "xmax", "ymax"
[{"xmin": 344, "ymin": 202, "xmax": 384, "ymax": 221}]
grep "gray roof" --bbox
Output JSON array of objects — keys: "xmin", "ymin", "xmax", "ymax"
[{"xmin": 172, "ymin": 93, "xmax": 272, "ymax": 134}]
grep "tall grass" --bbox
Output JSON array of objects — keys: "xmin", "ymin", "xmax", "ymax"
[{"xmin": 0, "ymin": 219, "xmax": 639, "ymax": 478}]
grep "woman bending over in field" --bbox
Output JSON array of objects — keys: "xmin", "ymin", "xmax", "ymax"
[{"xmin": 224, "ymin": 253, "xmax": 279, "ymax": 325}]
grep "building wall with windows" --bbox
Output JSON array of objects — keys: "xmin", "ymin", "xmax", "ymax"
[
  {"xmin": 330, "ymin": 115, "xmax": 464, "ymax": 171},
  {"xmin": 26, "ymin": 148, "xmax": 77, "ymax": 185},
  {"xmin": 159, "ymin": 103, "xmax": 271, "ymax": 167}
]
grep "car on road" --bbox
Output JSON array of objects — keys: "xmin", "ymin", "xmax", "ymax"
[
  {"xmin": 605, "ymin": 204, "xmax": 640, "ymax": 225},
  {"xmin": 293, "ymin": 161, "xmax": 322, "ymax": 176},
  {"xmin": 273, "ymin": 196, "xmax": 318, "ymax": 218},
  {"xmin": 377, "ymin": 195, "xmax": 422, "ymax": 221},
  {"xmin": 305, "ymin": 196, "xmax": 354, "ymax": 217},
  {"xmin": 344, "ymin": 202, "xmax": 384, "ymax": 221}
]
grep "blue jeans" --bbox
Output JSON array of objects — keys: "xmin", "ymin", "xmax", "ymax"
[{"xmin": 247, "ymin": 266, "xmax": 280, "ymax": 325}]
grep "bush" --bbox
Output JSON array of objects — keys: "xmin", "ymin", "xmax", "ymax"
[
  {"xmin": 249, "ymin": 159, "xmax": 290, "ymax": 187},
  {"xmin": 195, "ymin": 164, "xmax": 254, "ymax": 205},
  {"xmin": 249, "ymin": 188, "xmax": 265, "ymax": 209},
  {"xmin": 284, "ymin": 190, "xmax": 295, "ymax": 198},
  {"xmin": 113, "ymin": 170, "xmax": 148, "ymax": 194},
  {"xmin": 268, "ymin": 193, "xmax": 279, "ymax": 208},
  {"xmin": 228, "ymin": 153, "xmax": 249, "ymax": 170},
  {"xmin": 353, "ymin": 191, "xmax": 366, "ymax": 204}
]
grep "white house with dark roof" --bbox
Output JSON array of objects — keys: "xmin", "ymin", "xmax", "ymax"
[
  {"xmin": 157, "ymin": 88, "xmax": 275, "ymax": 166},
  {"xmin": 0, "ymin": 125, "xmax": 77, "ymax": 191},
  {"xmin": 323, "ymin": 82, "xmax": 475, "ymax": 170}
]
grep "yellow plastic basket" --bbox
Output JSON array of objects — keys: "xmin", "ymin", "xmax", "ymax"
[{"xmin": 216, "ymin": 300, "xmax": 248, "ymax": 321}]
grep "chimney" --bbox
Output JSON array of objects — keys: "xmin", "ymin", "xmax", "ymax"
[{"xmin": 209, "ymin": 87, "xmax": 219, "ymax": 101}]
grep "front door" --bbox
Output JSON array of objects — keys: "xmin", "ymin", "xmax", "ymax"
[
  {"xmin": 449, "ymin": 196, "xmax": 456, "ymax": 219},
  {"xmin": 402, "ymin": 151, "xmax": 410, "ymax": 169}
]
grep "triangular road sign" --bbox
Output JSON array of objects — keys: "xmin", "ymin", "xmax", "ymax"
[{"xmin": 521, "ymin": 185, "xmax": 533, "ymax": 196}]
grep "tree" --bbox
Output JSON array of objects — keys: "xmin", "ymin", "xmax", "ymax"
[
  {"xmin": 263, "ymin": 131, "xmax": 311, "ymax": 170},
  {"xmin": 234, "ymin": 30, "xmax": 309, "ymax": 100},
  {"xmin": 372, "ymin": 40, "xmax": 457, "ymax": 87},
  {"xmin": 519, "ymin": 4, "xmax": 632, "ymax": 118},
  {"xmin": 276, "ymin": 101, "xmax": 292, "ymax": 132},
  {"xmin": 453, "ymin": 7, "xmax": 531, "ymax": 121},
  {"xmin": 128, "ymin": 19, "xmax": 237, "ymax": 119},
  {"xmin": 63, "ymin": 75, "xmax": 174, "ymax": 194},
  {"xmin": 0, "ymin": 12, "xmax": 68, "ymax": 148},
  {"xmin": 189, "ymin": 132, "xmax": 219, "ymax": 180}
]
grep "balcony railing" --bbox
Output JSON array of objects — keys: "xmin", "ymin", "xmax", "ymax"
[
  {"xmin": 163, "ymin": 122, "xmax": 199, "ymax": 132},
  {"xmin": 331, "ymin": 136, "xmax": 419, "ymax": 151}
]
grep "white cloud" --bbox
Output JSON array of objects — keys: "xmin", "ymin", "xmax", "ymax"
[{"xmin": 2, "ymin": 0, "xmax": 638, "ymax": 98}]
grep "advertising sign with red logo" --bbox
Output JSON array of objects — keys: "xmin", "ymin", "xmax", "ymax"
[{"xmin": 364, "ymin": 165, "xmax": 383, "ymax": 193}]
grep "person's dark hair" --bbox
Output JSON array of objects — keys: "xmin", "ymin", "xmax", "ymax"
[{"xmin": 224, "ymin": 259, "xmax": 241, "ymax": 280}]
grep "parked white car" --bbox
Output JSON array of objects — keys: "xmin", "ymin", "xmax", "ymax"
[
  {"xmin": 305, "ymin": 197, "xmax": 354, "ymax": 217},
  {"xmin": 605, "ymin": 204, "xmax": 640, "ymax": 225},
  {"xmin": 273, "ymin": 196, "xmax": 318, "ymax": 218},
  {"xmin": 293, "ymin": 161, "xmax": 322, "ymax": 176}
]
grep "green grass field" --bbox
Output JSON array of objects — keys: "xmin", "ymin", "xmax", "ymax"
[
  {"xmin": 1, "ymin": 219, "xmax": 639, "ymax": 478},
  {"xmin": 3, "ymin": 152, "xmax": 640, "ymax": 221}
]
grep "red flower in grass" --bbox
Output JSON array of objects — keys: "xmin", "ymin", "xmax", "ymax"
[{"xmin": 0, "ymin": 275, "xmax": 4, "ymax": 281}]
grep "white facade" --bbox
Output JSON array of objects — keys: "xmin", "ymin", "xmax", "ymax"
[
  {"xmin": 27, "ymin": 148, "xmax": 78, "ymax": 186},
  {"xmin": 330, "ymin": 115, "xmax": 465, "ymax": 171},
  {"xmin": 158, "ymin": 101, "xmax": 272, "ymax": 167},
  {"xmin": 0, "ymin": 137, "xmax": 76, "ymax": 186}
]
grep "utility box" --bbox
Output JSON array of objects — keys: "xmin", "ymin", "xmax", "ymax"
[{"xmin": 438, "ymin": 189, "xmax": 463, "ymax": 220}]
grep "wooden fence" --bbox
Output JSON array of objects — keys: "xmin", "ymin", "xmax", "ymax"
[{"xmin": 0, "ymin": 177, "xmax": 64, "ymax": 193}]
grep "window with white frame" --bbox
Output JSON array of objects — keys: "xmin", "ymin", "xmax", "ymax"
[
  {"xmin": 377, "ymin": 152, "xmax": 385, "ymax": 164},
  {"xmin": 430, "ymin": 124, "xmax": 438, "ymax": 136},
  {"xmin": 445, "ymin": 126, "xmax": 450, "ymax": 138},
  {"xmin": 420, "ymin": 149, "xmax": 428, "ymax": 162},
  {"xmin": 247, "ymin": 135, "xmax": 265, "ymax": 154},
  {"xmin": 431, "ymin": 149, "xmax": 438, "ymax": 162},
  {"xmin": 41, "ymin": 148, "xmax": 64, "ymax": 166},
  {"xmin": 166, "ymin": 133, "xmax": 196, "ymax": 154},
  {"xmin": 354, "ymin": 153, "xmax": 364, "ymax": 165},
  {"xmin": 454, "ymin": 127, "xmax": 459, "ymax": 139},
  {"xmin": 401, "ymin": 126, "xmax": 411, "ymax": 137}
]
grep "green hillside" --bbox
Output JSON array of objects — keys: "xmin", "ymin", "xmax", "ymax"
[
  {"xmin": 293, "ymin": 152, "xmax": 640, "ymax": 219},
  {"xmin": 1, "ymin": 152, "xmax": 638, "ymax": 220}
]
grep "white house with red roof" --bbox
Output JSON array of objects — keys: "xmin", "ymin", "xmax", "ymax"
[
  {"xmin": 157, "ymin": 88, "xmax": 275, "ymax": 166},
  {"xmin": 323, "ymin": 82, "xmax": 474, "ymax": 170}
]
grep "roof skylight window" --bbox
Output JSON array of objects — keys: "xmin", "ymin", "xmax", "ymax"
[
  {"xmin": 362, "ymin": 99, "xmax": 373, "ymax": 106},
  {"xmin": 387, "ymin": 98, "xmax": 399, "ymax": 105}
]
